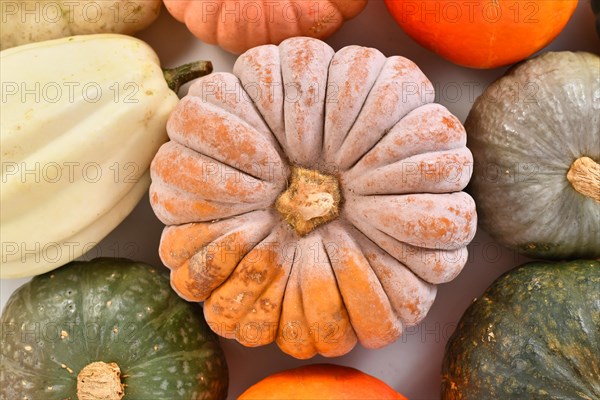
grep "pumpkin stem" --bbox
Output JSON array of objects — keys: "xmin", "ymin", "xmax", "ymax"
[
  {"xmin": 163, "ymin": 61, "xmax": 213, "ymax": 93},
  {"xmin": 77, "ymin": 361, "xmax": 124, "ymax": 400},
  {"xmin": 275, "ymin": 166, "xmax": 342, "ymax": 236},
  {"xmin": 567, "ymin": 156, "xmax": 600, "ymax": 203}
]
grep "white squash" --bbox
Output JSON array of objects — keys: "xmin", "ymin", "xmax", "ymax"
[
  {"xmin": 0, "ymin": 34, "xmax": 211, "ymax": 278},
  {"xmin": 0, "ymin": 0, "xmax": 162, "ymax": 50}
]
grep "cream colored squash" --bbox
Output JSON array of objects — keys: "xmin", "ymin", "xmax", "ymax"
[
  {"xmin": 0, "ymin": 34, "xmax": 211, "ymax": 278},
  {"xmin": 0, "ymin": 0, "xmax": 161, "ymax": 50}
]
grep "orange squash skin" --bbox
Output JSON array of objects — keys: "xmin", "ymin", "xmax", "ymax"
[
  {"xmin": 164, "ymin": 0, "xmax": 367, "ymax": 54},
  {"xmin": 239, "ymin": 364, "xmax": 407, "ymax": 399},
  {"xmin": 384, "ymin": 0, "xmax": 578, "ymax": 68}
]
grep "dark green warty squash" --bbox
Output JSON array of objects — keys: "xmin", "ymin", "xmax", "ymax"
[
  {"xmin": 0, "ymin": 258, "xmax": 228, "ymax": 400},
  {"xmin": 465, "ymin": 51, "xmax": 600, "ymax": 259},
  {"xmin": 442, "ymin": 260, "xmax": 600, "ymax": 400}
]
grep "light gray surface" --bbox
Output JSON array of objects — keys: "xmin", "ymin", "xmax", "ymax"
[{"xmin": 1, "ymin": 1, "xmax": 598, "ymax": 399}]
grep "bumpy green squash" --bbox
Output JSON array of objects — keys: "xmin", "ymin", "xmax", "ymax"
[
  {"xmin": 466, "ymin": 51, "xmax": 600, "ymax": 259},
  {"xmin": 442, "ymin": 260, "xmax": 600, "ymax": 400},
  {"xmin": 0, "ymin": 258, "xmax": 228, "ymax": 399}
]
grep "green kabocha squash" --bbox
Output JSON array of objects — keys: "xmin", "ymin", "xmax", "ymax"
[
  {"xmin": 0, "ymin": 258, "xmax": 228, "ymax": 400},
  {"xmin": 442, "ymin": 260, "xmax": 600, "ymax": 400},
  {"xmin": 466, "ymin": 51, "xmax": 600, "ymax": 259}
]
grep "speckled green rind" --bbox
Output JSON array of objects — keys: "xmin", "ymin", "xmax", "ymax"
[
  {"xmin": 0, "ymin": 258, "xmax": 228, "ymax": 400},
  {"xmin": 441, "ymin": 260, "xmax": 600, "ymax": 400},
  {"xmin": 465, "ymin": 51, "xmax": 600, "ymax": 259}
]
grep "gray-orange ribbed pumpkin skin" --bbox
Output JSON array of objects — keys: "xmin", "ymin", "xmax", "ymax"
[
  {"xmin": 149, "ymin": 37, "xmax": 477, "ymax": 359},
  {"xmin": 466, "ymin": 51, "xmax": 600, "ymax": 259}
]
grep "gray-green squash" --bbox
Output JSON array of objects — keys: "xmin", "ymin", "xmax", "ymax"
[
  {"xmin": 441, "ymin": 259, "xmax": 600, "ymax": 399},
  {"xmin": 465, "ymin": 51, "xmax": 599, "ymax": 259},
  {"xmin": 0, "ymin": 258, "xmax": 228, "ymax": 399}
]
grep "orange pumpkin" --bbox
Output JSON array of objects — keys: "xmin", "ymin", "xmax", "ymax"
[
  {"xmin": 384, "ymin": 0, "xmax": 577, "ymax": 68},
  {"xmin": 163, "ymin": 0, "xmax": 367, "ymax": 54},
  {"xmin": 149, "ymin": 37, "xmax": 477, "ymax": 359},
  {"xmin": 239, "ymin": 364, "xmax": 406, "ymax": 399}
]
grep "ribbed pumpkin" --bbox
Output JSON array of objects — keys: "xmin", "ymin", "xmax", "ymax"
[
  {"xmin": 239, "ymin": 364, "xmax": 406, "ymax": 399},
  {"xmin": 149, "ymin": 37, "xmax": 477, "ymax": 359},
  {"xmin": 466, "ymin": 51, "xmax": 600, "ymax": 259},
  {"xmin": 442, "ymin": 260, "xmax": 600, "ymax": 399},
  {"xmin": 163, "ymin": 0, "xmax": 367, "ymax": 54},
  {"xmin": 0, "ymin": 258, "xmax": 228, "ymax": 400}
]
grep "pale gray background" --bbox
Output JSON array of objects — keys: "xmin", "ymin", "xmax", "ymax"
[{"xmin": 2, "ymin": 1, "xmax": 598, "ymax": 399}]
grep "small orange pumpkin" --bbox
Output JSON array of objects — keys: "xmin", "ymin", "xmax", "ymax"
[
  {"xmin": 385, "ymin": 0, "xmax": 577, "ymax": 68},
  {"xmin": 150, "ymin": 37, "xmax": 477, "ymax": 359},
  {"xmin": 239, "ymin": 364, "xmax": 406, "ymax": 399},
  {"xmin": 163, "ymin": 0, "xmax": 367, "ymax": 54}
]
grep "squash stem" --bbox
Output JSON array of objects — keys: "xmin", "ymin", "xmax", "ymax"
[
  {"xmin": 77, "ymin": 361, "xmax": 124, "ymax": 400},
  {"xmin": 567, "ymin": 156, "xmax": 600, "ymax": 203},
  {"xmin": 163, "ymin": 61, "xmax": 213, "ymax": 93},
  {"xmin": 275, "ymin": 166, "xmax": 342, "ymax": 236}
]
